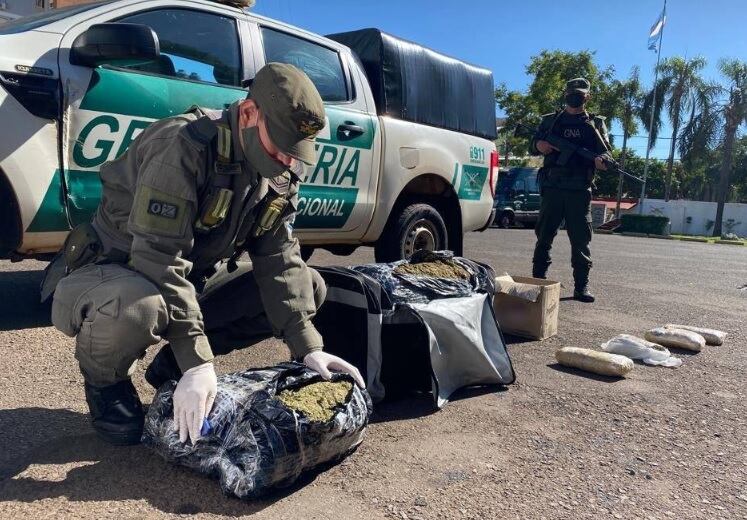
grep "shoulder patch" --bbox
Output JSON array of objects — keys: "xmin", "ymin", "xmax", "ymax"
[{"xmin": 132, "ymin": 185, "xmax": 191, "ymax": 238}]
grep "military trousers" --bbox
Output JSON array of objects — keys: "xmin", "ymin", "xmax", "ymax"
[
  {"xmin": 532, "ymin": 187, "xmax": 593, "ymax": 283},
  {"xmin": 51, "ymin": 261, "xmax": 327, "ymax": 387}
]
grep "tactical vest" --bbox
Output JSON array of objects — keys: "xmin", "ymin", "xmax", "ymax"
[
  {"xmin": 540, "ymin": 111, "xmax": 607, "ymax": 191},
  {"xmin": 182, "ymin": 107, "xmax": 297, "ymax": 281}
]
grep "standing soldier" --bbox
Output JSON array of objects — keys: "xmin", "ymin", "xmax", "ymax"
[
  {"xmin": 530, "ymin": 77, "xmax": 611, "ymax": 302},
  {"xmin": 45, "ymin": 63, "xmax": 364, "ymax": 446}
]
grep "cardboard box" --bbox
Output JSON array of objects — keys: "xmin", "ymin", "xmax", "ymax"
[{"xmin": 493, "ymin": 276, "xmax": 560, "ymax": 340}]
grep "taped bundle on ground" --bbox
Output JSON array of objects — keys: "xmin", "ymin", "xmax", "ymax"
[
  {"xmin": 142, "ymin": 363, "xmax": 371, "ymax": 499},
  {"xmin": 555, "ymin": 347, "xmax": 634, "ymax": 377},
  {"xmin": 351, "ymin": 250, "xmax": 495, "ymax": 304},
  {"xmin": 601, "ymin": 334, "xmax": 682, "ymax": 368},
  {"xmin": 664, "ymin": 324, "xmax": 727, "ymax": 346},
  {"xmin": 645, "ymin": 327, "xmax": 705, "ymax": 352}
]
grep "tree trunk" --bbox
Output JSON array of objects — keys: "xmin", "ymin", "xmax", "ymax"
[
  {"xmin": 615, "ymin": 132, "xmax": 629, "ymax": 219},
  {"xmin": 504, "ymin": 138, "xmax": 510, "ymax": 170},
  {"xmin": 713, "ymin": 119, "xmax": 738, "ymax": 237},
  {"xmin": 665, "ymin": 110, "xmax": 680, "ymax": 201}
]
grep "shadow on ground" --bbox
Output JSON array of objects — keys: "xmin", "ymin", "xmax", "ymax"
[
  {"xmin": 0, "ymin": 407, "xmax": 325, "ymax": 515},
  {"xmin": 0, "ymin": 270, "xmax": 51, "ymax": 330},
  {"xmin": 503, "ymin": 333, "xmax": 537, "ymax": 345},
  {"xmin": 0, "ymin": 383, "xmax": 511, "ymax": 512},
  {"xmin": 371, "ymin": 385, "xmax": 509, "ymax": 424},
  {"xmin": 546, "ymin": 363, "xmax": 626, "ymax": 383}
]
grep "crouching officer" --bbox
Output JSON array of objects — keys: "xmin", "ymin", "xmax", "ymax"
[
  {"xmin": 44, "ymin": 63, "xmax": 364, "ymax": 446},
  {"xmin": 530, "ymin": 77, "xmax": 611, "ymax": 302}
]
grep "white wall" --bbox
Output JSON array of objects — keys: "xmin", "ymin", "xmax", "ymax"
[{"xmin": 635, "ymin": 199, "xmax": 747, "ymax": 236}]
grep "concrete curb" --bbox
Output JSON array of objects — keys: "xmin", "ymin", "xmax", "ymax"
[{"xmin": 592, "ymin": 230, "xmax": 746, "ymax": 246}]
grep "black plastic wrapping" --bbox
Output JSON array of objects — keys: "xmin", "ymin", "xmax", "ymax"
[
  {"xmin": 351, "ymin": 250, "xmax": 496, "ymax": 305},
  {"xmin": 327, "ymin": 28, "xmax": 497, "ymax": 140},
  {"xmin": 142, "ymin": 363, "xmax": 371, "ymax": 500}
]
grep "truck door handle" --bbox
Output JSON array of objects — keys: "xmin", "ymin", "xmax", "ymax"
[{"xmin": 337, "ymin": 122, "xmax": 365, "ymax": 140}]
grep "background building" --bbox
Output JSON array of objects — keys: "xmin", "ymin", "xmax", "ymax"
[{"xmin": 0, "ymin": 0, "xmax": 95, "ymax": 17}]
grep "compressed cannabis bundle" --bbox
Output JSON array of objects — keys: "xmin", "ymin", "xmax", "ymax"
[
  {"xmin": 277, "ymin": 380, "xmax": 353, "ymax": 422},
  {"xmin": 353, "ymin": 250, "xmax": 495, "ymax": 304},
  {"xmin": 143, "ymin": 363, "xmax": 371, "ymax": 499},
  {"xmin": 393, "ymin": 259, "xmax": 470, "ymax": 279}
]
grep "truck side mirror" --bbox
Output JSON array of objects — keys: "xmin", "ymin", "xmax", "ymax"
[{"xmin": 71, "ymin": 23, "xmax": 160, "ymax": 67}]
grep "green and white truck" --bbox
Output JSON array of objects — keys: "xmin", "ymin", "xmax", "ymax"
[{"xmin": 0, "ymin": 0, "xmax": 499, "ymax": 263}]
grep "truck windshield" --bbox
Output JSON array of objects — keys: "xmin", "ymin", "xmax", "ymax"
[
  {"xmin": 498, "ymin": 175, "xmax": 515, "ymax": 193},
  {"xmin": 0, "ymin": 1, "xmax": 110, "ymax": 35}
]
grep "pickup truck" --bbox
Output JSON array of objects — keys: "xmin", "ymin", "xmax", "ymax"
[
  {"xmin": 0, "ymin": 0, "xmax": 499, "ymax": 263},
  {"xmin": 493, "ymin": 167, "xmax": 541, "ymax": 228}
]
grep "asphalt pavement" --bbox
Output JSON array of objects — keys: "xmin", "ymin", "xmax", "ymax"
[{"xmin": 0, "ymin": 229, "xmax": 745, "ymax": 519}]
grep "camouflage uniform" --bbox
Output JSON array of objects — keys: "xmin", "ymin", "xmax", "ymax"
[
  {"xmin": 51, "ymin": 76, "xmax": 326, "ymax": 388},
  {"xmin": 530, "ymin": 79, "xmax": 610, "ymax": 295}
]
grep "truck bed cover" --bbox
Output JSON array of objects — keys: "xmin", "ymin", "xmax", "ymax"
[{"xmin": 327, "ymin": 28, "xmax": 497, "ymax": 140}]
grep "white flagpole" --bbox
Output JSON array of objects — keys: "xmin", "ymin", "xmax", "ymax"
[{"xmin": 639, "ymin": 0, "xmax": 667, "ymax": 214}]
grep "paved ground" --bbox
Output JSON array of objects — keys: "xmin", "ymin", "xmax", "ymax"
[{"xmin": 0, "ymin": 229, "xmax": 745, "ymax": 519}]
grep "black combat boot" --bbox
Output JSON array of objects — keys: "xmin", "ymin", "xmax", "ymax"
[
  {"xmin": 532, "ymin": 264, "xmax": 548, "ymax": 279},
  {"xmin": 145, "ymin": 344, "xmax": 182, "ymax": 390},
  {"xmin": 573, "ymin": 285, "xmax": 595, "ymax": 303},
  {"xmin": 84, "ymin": 379, "xmax": 144, "ymax": 445},
  {"xmin": 573, "ymin": 271, "xmax": 595, "ymax": 303}
]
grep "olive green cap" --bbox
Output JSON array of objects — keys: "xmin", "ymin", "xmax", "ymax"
[
  {"xmin": 566, "ymin": 77, "xmax": 590, "ymax": 93},
  {"xmin": 250, "ymin": 62, "xmax": 326, "ymax": 165}
]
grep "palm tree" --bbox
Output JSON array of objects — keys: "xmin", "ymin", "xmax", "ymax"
[
  {"xmin": 613, "ymin": 67, "xmax": 645, "ymax": 217},
  {"xmin": 642, "ymin": 57, "xmax": 712, "ymax": 201},
  {"xmin": 712, "ymin": 60, "xmax": 747, "ymax": 237}
]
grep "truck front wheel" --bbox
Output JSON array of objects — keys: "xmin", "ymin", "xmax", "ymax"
[
  {"xmin": 374, "ymin": 203, "xmax": 448, "ymax": 263},
  {"xmin": 495, "ymin": 211, "xmax": 514, "ymax": 228}
]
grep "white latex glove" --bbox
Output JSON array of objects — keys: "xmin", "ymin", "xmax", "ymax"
[
  {"xmin": 304, "ymin": 351, "xmax": 365, "ymax": 388},
  {"xmin": 173, "ymin": 362, "xmax": 217, "ymax": 444}
]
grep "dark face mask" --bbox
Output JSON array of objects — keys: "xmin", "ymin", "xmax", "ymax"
[
  {"xmin": 241, "ymin": 126, "xmax": 289, "ymax": 179},
  {"xmin": 565, "ymin": 92, "xmax": 586, "ymax": 109}
]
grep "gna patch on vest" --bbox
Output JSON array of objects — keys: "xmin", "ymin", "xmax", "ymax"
[{"xmin": 147, "ymin": 200, "xmax": 178, "ymax": 219}]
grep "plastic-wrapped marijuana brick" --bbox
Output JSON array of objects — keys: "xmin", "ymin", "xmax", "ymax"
[
  {"xmin": 142, "ymin": 362, "xmax": 372, "ymax": 499},
  {"xmin": 352, "ymin": 250, "xmax": 496, "ymax": 304}
]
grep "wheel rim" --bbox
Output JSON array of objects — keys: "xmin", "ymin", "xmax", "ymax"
[
  {"xmin": 403, "ymin": 219, "xmax": 439, "ymax": 258},
  {"xmin": 501, "ymin": 215, "xmax": 510, "ymax": 227}
]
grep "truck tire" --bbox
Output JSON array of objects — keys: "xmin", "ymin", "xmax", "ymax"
[
  {"xmin": 374, "ymin": 203, "xmax": 448, "ymax": 263},
  {"xmin": 495, "ymin": 211, "xmax": 514, "ymax": 229}
]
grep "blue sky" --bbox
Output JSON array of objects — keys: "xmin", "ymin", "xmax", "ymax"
[{"xmin": 252, "ymin": 0, "xmax": 747, "ymax": 160}]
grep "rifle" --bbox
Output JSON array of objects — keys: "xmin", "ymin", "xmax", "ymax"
[{"xmin": 514, "ymin": 123, "xmax": 644, "ymax": 183}]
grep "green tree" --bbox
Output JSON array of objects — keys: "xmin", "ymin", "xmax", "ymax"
[
  {"xmin": 731, "ymin": 136, "xmax": 747, "ymax": 201},
  {"xmin": 592, "ymin": 149, "xmax": 676, "ymax": 200},
  {"xmin": 642, "ymin": 56, "xmax": 713, "ymax": 201},
  {"xmin": 711, "ymin": 59, "xmax": 747, "ymax": 236},
  {"xmin": 495, "ymin": 50, "xmax": 616, "ymax": 157},
  {"xmin": 611, "ymin": 66, "xmax": 645, "ymax": 216}
]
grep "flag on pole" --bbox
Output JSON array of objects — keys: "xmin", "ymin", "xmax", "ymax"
[{"xmin": 648, "ymin": 7, "xmax": 666, "ymax": 51}]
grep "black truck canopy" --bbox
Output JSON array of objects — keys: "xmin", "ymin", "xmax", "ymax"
[{"xmin": 327, "ymin": 28, "xmax": 497, "ymax": 141}]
